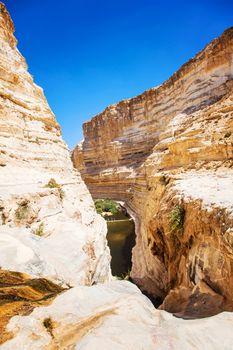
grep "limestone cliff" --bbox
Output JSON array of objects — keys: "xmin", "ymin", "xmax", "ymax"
[
  {"xmin": 0, "ymin": 2, "xmax": 111, "ymax": 287},
  {"xmin": 73, "ymin": 27, "xmax": 233, "ymax": 318}
]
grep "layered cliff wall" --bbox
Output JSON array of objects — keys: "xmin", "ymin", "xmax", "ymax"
[{"xmin": 73, "ymin": 27, "xmax": 233, "ymax": 317}]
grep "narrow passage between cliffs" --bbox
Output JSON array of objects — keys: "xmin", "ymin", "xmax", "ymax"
[
  {"xmin": 94, "ymin": 199, "xmax": 162, "ymax": 307},
  {"xmin": 95, "ymin": 199, "xmax": 135, "ymax": 277}
]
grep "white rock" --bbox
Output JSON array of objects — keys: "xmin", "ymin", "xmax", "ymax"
[{"xmin": 3, "ymin": 280, "xmax": 233, "ymax": 350}]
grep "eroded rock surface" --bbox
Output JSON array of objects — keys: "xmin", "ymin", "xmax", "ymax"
[
  {"xmin": 73, "ymin": 27, "xmax": 233, "ymax": 318},
  {"xmin": 0, "ymin": 269, "xmax": 64, "ymax": 345},
  {"xmin": 0, "ymin": 2, "xmax": 113, "ymax": 346},
  {"xmin": 0, "ymin": 2, "xmax": 111, "ymax": 287},
  {"xmin": 3, "ymin": 280, "xmax": 233, "ymax": 350}
]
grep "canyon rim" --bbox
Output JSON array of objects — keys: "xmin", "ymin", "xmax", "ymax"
[{"xmin": 0, "ymin": 2, "xmax": 233, "ymax": 349}]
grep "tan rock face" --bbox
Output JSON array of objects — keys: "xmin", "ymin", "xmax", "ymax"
[
  {"xmin": 0, "ymin": 2, "xmax": 65, "ymax": 173},
  {"xmin": 0, "ymin": 269, "xmax": 64, "ymax": 345},
  {"xmin": 73, "ymin": 27, "xmax": 233, "ymax": 318}
]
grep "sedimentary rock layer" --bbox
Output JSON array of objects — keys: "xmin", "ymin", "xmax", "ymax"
[
  {"xmin": 0, "ymin": 269, "xmax": 64, "ymax": 345},
  {"xmin": 0, "ymin": 2, "xmax": 112, "ymax": 345},
  {"xmin": 73, "ymin": 27, "xmax": 233, "ymax": 318},
  {"xmin": 0, "ymin": 2, "xmax": 111, "ymax": 288}
]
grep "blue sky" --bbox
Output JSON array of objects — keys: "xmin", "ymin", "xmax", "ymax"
[{"xmin": 5, "ymin": 0, "xmax": 233, "ymax": 149}]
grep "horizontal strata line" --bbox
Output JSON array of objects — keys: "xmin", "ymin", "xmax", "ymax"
[{"xmin": 0, "ymin": 181, "xmax": 81, "ymax": 190}]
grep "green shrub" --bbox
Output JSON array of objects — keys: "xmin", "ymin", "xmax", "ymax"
[
  {"xmin": 46, "ymin": 178, "xmax": 64, "ymax": 201},
  {"xmin": 15, "ymin": 203, "xmax": 30, "ymax": 222},
  {"xmin": 46, "ymin": 178, "xmax": 60, "ymax": 188},
  {"xmin": 94, "ymin": 199, "xmax": 120, "ymax": 215},
  {"xmin": 33, "ymin": 222, "xmax": 44, "ymax": 236},
  {"xmin": 116, "ymin": 269, "xmax": 131, "ymax": 280},
  {"xmin": 170, "ymin": 205, "xmax": 185, "ymax": 231}
]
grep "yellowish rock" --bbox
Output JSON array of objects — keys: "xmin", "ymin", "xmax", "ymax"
[{"xmin": 73, "ymin": 27, "xmax": 233, "ymax": 317}]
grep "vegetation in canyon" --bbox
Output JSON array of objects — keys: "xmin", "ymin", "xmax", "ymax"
[
  {"xmin": 169, "ymin": 205, "xmax": 185, "ymax": 231},
  {"xmin": 14, "ymin": 202, "xmax": 30, "ymax": 223},
  {"xmin": 95, "ymin": 199, "xmax": 121, "ymax": 217},
  {"xmin": 46, "ymin": 178, "xmax": 65, "ymax": 200},
  {"xmin": 33, "ymin": 222, "xmax": 45, "ymax": 236}
]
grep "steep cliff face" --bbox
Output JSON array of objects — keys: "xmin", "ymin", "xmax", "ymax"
[
  {"xmin": 0, "ymin": 2, "xmax": 111, "ymax": 287},
  {"xmin": 73, "ymin": 27, "xmax": 233, "ymax": 317},
  {"xmin": 0, "ymin": 3, "xmax": 113, "ymax": 344}
]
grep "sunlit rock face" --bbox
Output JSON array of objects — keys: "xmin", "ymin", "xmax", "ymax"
[
  {"xmin": 3, "ymin": 280, "xmax": 233, "ymax": 350},
  {"xmin": 0, "ymin": 269, "xmax": 64, "ymax": 345},
  {"xmin": 73, "ymin": 27, "xmax": 233, "ymax": 318},
  {"xmin": 0, "ymin": 2, "xmax": 111, "ymax": 287}
]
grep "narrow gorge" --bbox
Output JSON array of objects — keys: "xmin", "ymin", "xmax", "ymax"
[
  {"xmin": 73, "ymin": 27, "xmax": 233, "ymax": 318},
  {"xmin": 0, "ymin": 2, "xmax": 233, "ymax": 349}
]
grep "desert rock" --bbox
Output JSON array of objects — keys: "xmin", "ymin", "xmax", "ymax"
[
  {"xmin": 0, "ymin": 2, "xmax": 111, "ymax": 287},
  {"xmin": 73, "ymin": 26, "xmax": 233, "ymax": 318}
]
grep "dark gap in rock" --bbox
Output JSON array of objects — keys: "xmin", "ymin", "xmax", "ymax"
[
  {"xmin": 106, "ymin": 210, "xmax": 135, "ymax": 277},
  {"xmin": 139, "ymin": 289, "xmax": 163, "ymax": 308}
]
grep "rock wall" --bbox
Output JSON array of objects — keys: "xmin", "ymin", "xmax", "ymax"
[
  {"xmin": 73, "ymin": 27, "xmax": 233, "ymax": 318},
  {"xmin": 0, "ymin": 2, "xmax": 111, "ymax": 287}
]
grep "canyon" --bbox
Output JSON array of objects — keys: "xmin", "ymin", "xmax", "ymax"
[
  {"xmin": 73, "ymin": 27, "xmax": 233, "ymax": 318},
  {"xmin": 0, "ymin": 2, "xmax": 233, "ymax": 349}
]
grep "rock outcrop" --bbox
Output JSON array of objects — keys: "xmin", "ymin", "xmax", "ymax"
[
  {"xmin": 0, "ymin": 2, "xmax": 111, "ymax": 287},
  {"xmin": 0, "ymin": 269, "xmax": 64, "ymax": 345},
  {"xmin": 3, "ymin": 280, "xmax": 233, "ymax": 350},
  {"xmin": 73, "ymin": 27, "xmax": 233, "ymax": 318},
  {"xmin": 0, "ymin": 2, "xmax": 113, "ymax": 345}
]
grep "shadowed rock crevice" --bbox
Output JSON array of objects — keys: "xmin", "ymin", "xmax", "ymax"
[{"xmin": 97, "ymin": 200, "xmax": 136, "ymax": 277}]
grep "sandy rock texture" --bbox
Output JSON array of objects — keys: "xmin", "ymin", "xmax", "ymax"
[
  {"xmin": 3, "ymin": 280, "xmax": 233, "ymax": 350},
  {"xmin": 0, "ymin": 3, "xmax": 111, "ymax": 287},
  {"xmin": 73, "ymin": 27, "xmax": 233, "ymax": 318},
  {"xmin": 0, "ymin": 269, "xmax": 64, "ymax": 345}
]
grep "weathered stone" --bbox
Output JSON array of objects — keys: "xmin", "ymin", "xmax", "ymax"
[
  {"xmin": 73, "ymin": 27, "xmax": 233, "ymax": 318},
  {"xmin": 2, "ymin": 280, "xmax": 233, "ymax": 350},
  {"xmin": 0, "ymin": 269, "xmax": 64, "ymax": 345},
  {"xmin": 0, "ymin": 3, "xmax": 111, "ymax": 287}
]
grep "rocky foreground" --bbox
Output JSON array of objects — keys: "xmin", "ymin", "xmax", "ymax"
[
  {"xmin": 0, "ymin": 2, "xmax": 233, "ymax": 349},
  {"xmin": 73, "ymin": 27, "xmax": 233, "ymax": 319}
]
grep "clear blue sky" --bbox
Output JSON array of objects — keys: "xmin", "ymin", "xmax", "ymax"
[{"xmin": 5, "ymin": 0, "xmax": 233, "ymax": 149}]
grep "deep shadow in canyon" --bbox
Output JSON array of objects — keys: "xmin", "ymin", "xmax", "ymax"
[
  {"xmin": 106, "ymin": 212, "xmax": 135, "ymax": 277},
  {"xmin": 104, "ymin": 203, "xmax": 163, "ymax": 308}
]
